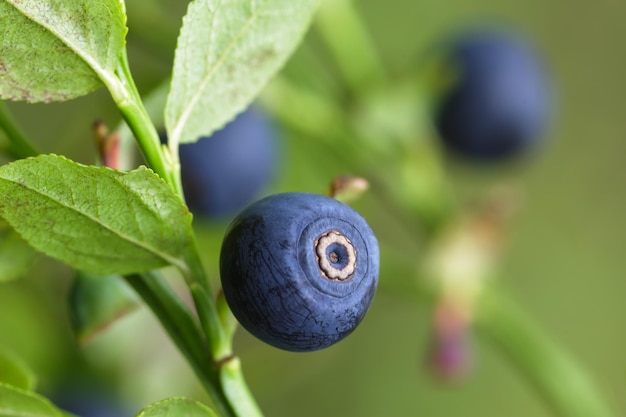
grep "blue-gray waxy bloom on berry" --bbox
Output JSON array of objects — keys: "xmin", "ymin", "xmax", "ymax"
[
  {"xmin": 219, "ymin": 192, "xmax": 379, "ymax": 352},
  {"xmin": 434, "ymin": 28, "xmax": 552, "ymax": 161}
]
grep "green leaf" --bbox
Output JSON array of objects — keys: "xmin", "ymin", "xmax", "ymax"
[
  {"xmin": 0, "ymin": 155, "xmax": 194, "ymax": 275},
  {"xmin": 0, "ymin": 220, "xmax": 37, "ymax": 282},
  {"xmin": 68, "ymin": 271, "xmax": 140, "ymax": 345},
  {"xmin": 136, "ymin": 398, "xmax": 218, "ymax": 417},
  {"xmin": 0, "ymin": 347, "xmax": 36, "ymax": 391},
  {"xmin": 0, "ymin": 0, "xmax": 127, "ymax": 102},
  {"xmin": 0, "ymin": 382, "xmax": 64, "ymax": 417},
  {"xmin": 165, "ymin": 0, "xmax": 319, "ymax": 145}
]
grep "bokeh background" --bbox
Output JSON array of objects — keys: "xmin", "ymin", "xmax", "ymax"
[{"xmin": 0, "ymin": 0, "xmax": 624, "ymax": 416}]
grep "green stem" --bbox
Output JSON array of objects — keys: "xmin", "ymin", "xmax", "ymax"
[
  {"xmin": 126, "ymin": 272, "xmax": 262, "ymax": 417},
  {"xmin": 124, "ymin": 272, "xmax": 230, "ymax": 416},
  {"xmin": 181, "ymin": 241, "xmax": 237, "ymax": 369},
  {"xmin": 315, "ymin": 0, "xmax": 387, "ymax": 95},
  {"xmin": 125, "ymin": 272, "xmax": 207, "ymax": 366},
  {"xmin": 191, "ymin": 283, "xmax": 231, "ymax": 361},
  {"xmin": 105, "ymin": 50, "xmax": 262, "ymax": 417},
  {"xmin": 107, "ymin": 50, "xmax": 184, "ymax": 199},
  {"xmin": 220, "ymin": 357, "xmax": 264, "ymax": 417},
  {"xmin": 0, "ymin": 102, "xmax": 40, "ymax": 159},
  {"xmin": 117, "ymin": 81, "xmax": 171, "ymax": 170},
  {"xmin": 475, "ymin": 288, "xmax": 614, "ymax": 417}
]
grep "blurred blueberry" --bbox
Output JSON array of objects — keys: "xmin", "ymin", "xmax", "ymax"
[
  {"xmin": 167, "ymin": 106, "xmax": 279, "ymax": 219},
  {"xmin": 434, "ymin": 27, "xmax": 553, "ymax": 161},
  {"xmin": 52, "ymin": 386, "xmax": 130, "ymax": 417}
]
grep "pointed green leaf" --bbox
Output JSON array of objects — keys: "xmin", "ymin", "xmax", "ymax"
[
  {"xmin": 136, "ymin": 398, "xmax": 218, "ymax": 417},
  {"xmin": 0, "ymin": 155, "xmax": 194, "ymax": 275},
  {"xmin": 165, "ymin": 0, "xmax": 319, "ymax": 145},
  {"xmin": 0, "ymin": 347, "xmax": 36, "ymax": 391},
  {"xmin": 0, "ymin": 382, "xmax": 63, "ymax": 417},
  {"xmin": 0, "ymin": 0, "xmax": 127, "ymax": 102},
  {"xmin": 0, "ymin": 220, "xmax": 37, "ymax": 282},
  {"xmin": 68, "ymin": 271, "xmax": 140, "ymax": 345}
]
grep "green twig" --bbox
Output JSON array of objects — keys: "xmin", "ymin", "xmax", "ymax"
[
  {"xmin": 190, "ymin": 282, "xmax": 264, "ymax": 417},
  {"xmin": 175, "ymin": 233, "xmax": 227, "ymax": 359},
  {"xmin": 125, "ymin": 271, "xmax": 262, "ymax": 417},
  {"xmin": 115, "ymin": 81, "xmax": 171, "ymax": 171},
  {"xmin": 0, "ymin": 102, "xmax": 40, "ymax": 159},
  {"xmin": 191, "ymin": 283, "xmax": 231, "ymax": 361},
  {"xmin": 315, "ymin": 0, "xmax": 387, "ymax": 95},
  {"xmin": 126, "ymin": 272, "xmax": 261, "ymax": 417},
  {"xmin": 103, "ymin": 48, "xmax": 263, "ymax": 417},
  {"xmin": 106, "ymin": 50, "xmax": 184, "ymax": 199},
  {"xmin": 219, "ymin": 357, "xmax": 264, "ymax": 417},
  {"xmin": 475, "ymin": 288, "xmax": 614, "ymax": 417},
  {"xmin": 125, "ymin": 272, "xmax": 207, "ymax": 365},
  {"xmin": 112, "ymin": 78, "xmax": 226, "ymax": 353}
]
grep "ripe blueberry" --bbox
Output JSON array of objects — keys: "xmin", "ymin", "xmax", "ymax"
[
  {"xmin": 176, "ymin": 106, "xmax": 278, "ymax": 218},
  {"xmin": 219, "ymin": 192, "xmax": 379, "ymax": 352},
  {"xmin": 433, "ymin": 28, "xmax": 552, "ymax": 160}
]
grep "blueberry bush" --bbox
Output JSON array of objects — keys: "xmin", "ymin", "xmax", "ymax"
[{"xmin": 0, "ymin": 1, "xmax": 621, "ymax": 417}]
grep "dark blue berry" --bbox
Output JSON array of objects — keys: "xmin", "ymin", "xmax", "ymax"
[
  {"xmin": 52, "ymin": 385, "xmax": 130, "ymax": 417},
  {"xmin": 219, "ymin": 192, "xmax": 379, "ymax": 352},
  {"xmin": 434, "ymin": 28, "xmax": 552, "ymax": 160},
  {"xmin": 175, "ymin": 106, "xmax": 278, "ymax": 218}
]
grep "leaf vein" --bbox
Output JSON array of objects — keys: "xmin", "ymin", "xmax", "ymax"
[
  {"xmin": 0, "ymin": 176, "xmax": 183, "ymax": 270},
  {"xmin": 171, "ymin": 1, "xmax": 268, "ymax": 144}
]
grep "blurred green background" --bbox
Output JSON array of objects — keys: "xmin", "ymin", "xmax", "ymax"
[{"xmin": 0, "ymin": 0, "xmax": 625, "ymax": 416}]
